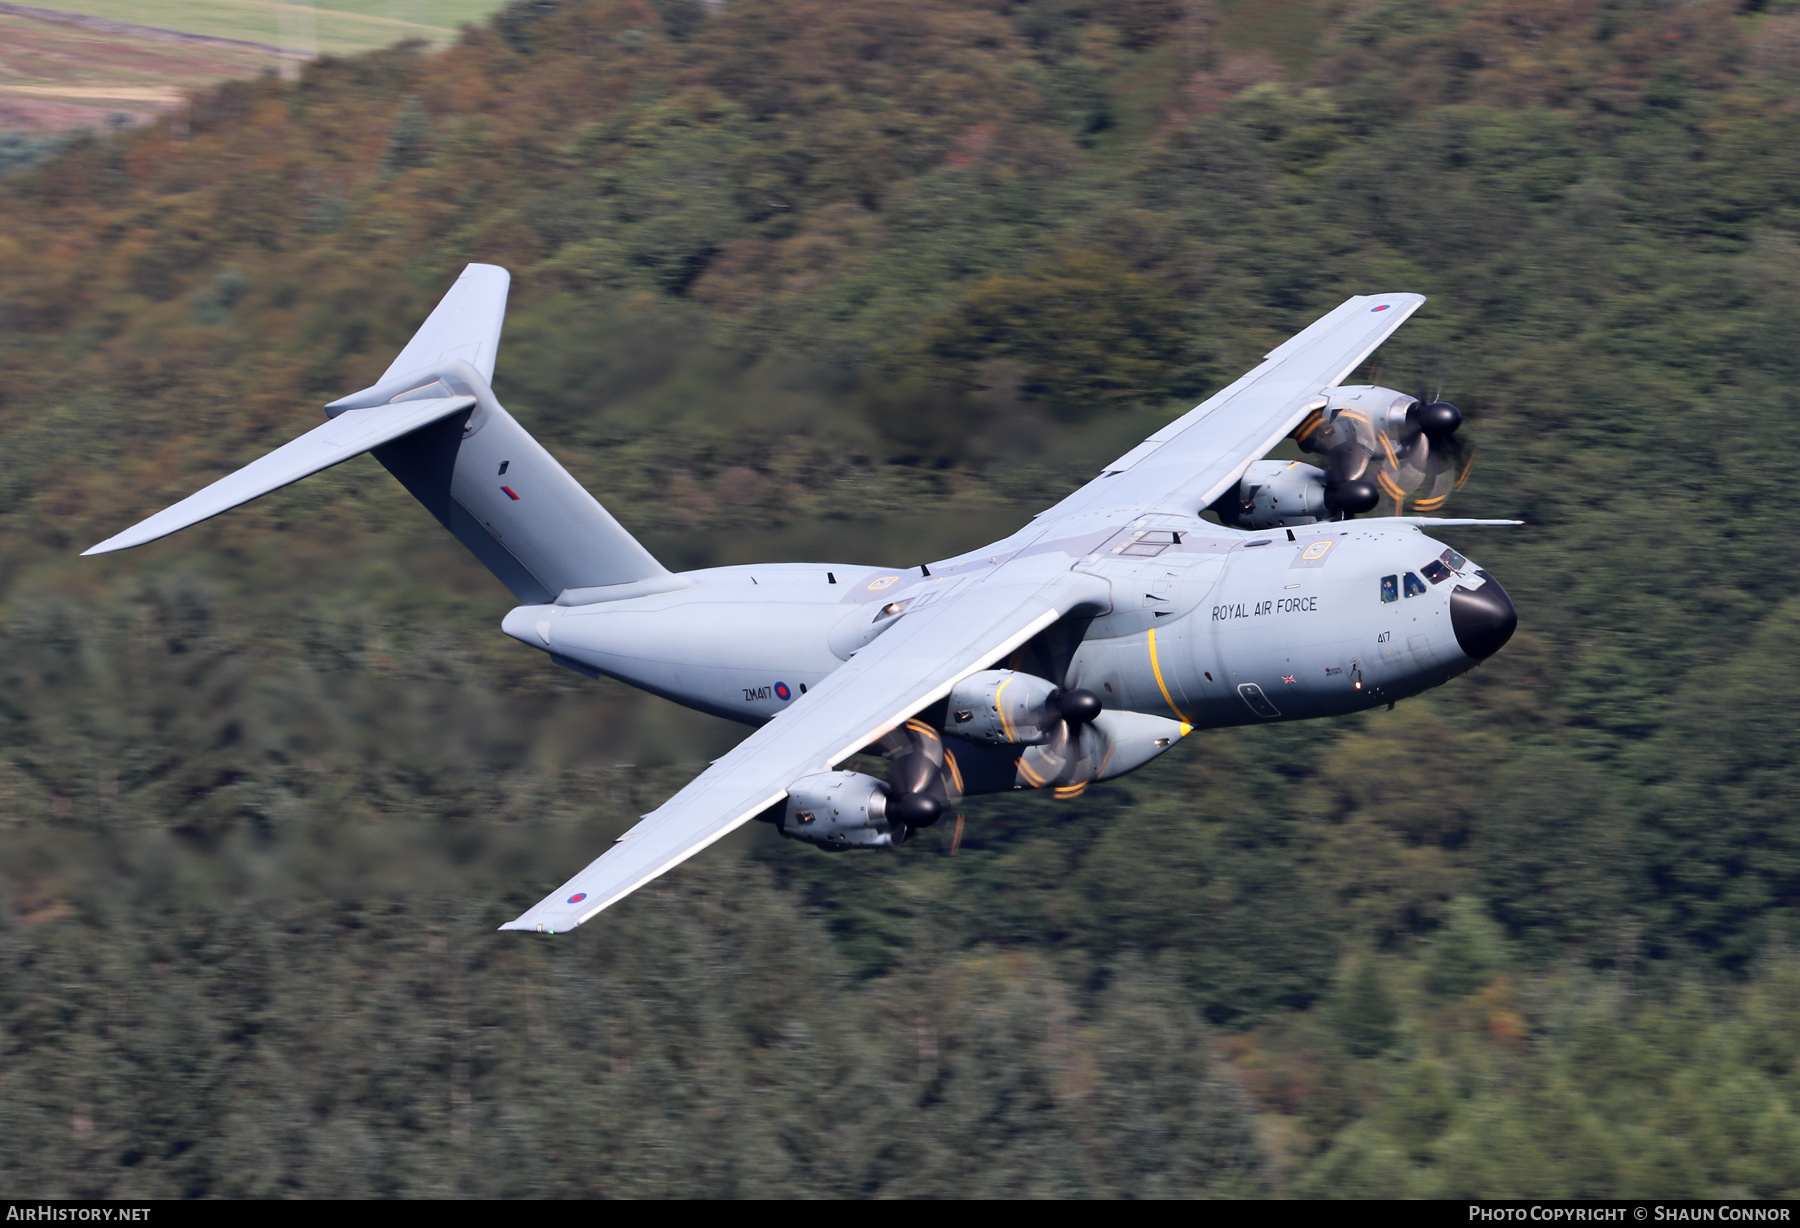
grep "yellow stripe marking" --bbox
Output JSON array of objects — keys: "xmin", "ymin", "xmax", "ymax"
[
  {"xmin": 1054, "ymin": 783, "xmax": 1087, "ymax": 800},
  {"xmin": 994, "ymin": 676, "xmax": 1016, "ymax": 742},
  {"xmin": 1147, "ymin": 628, "xmax": 1191, "ymax": 723},
  {"xmin": 944, "ymin": 750, "xmax": 964, "ymax": 795},
  {"xmin": 1017, "ymin": 757, "xmax": 1049, "ymax": 788}
]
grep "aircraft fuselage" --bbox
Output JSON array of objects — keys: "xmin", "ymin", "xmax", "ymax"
[{"xmin": 502, "ymin": 515, "xmax": 1515, "ymax": 795}]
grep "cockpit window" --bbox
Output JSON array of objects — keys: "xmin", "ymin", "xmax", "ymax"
[
  {"xmin": 1380, "ymin": 575, "xmax": 1398, "ymax": 603},
  {"xmin": 1421, "ymin": 559, "xmax": 1453, "ymax": 585},
  {"xmin": 1439, "ymin": 547, "xmax": 1466, "ymax": 570},
  {"xmin": 1403, "ymin": 572, "xmax": 1428, "ymax": 598}
]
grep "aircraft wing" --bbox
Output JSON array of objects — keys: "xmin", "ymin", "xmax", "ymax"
[
  {"xmin": 500, "ymin": 559, "xmax": 1110, "ymax": 933},
  {"xmin": 1046, "ymin": 292, "xmax": 1425, "ymax": 521}
]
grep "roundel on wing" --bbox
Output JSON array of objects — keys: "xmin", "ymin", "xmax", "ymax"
[
  {"xmin": 568, "ymin": 893, "xmax": 587, "ymax": 904},
  {"xmin": 774, "ymin": 682, "xmax": 792, "ymax": 701},
  {"xmin": 1371, "ymin": 304, "xmax": 1390, "ymax": 312}
]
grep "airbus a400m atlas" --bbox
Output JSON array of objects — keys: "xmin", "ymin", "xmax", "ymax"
[{"xmin": 86, "ymin": 265, "xmax": 1519, "ymax": 934}]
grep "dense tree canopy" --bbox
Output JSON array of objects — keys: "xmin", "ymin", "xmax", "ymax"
[{"xmin": 2, "ymin": 0, "xmax": 1800, "ymax": 1197}]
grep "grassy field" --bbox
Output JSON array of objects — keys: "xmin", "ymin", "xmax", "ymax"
[
  {"xmin": 25, "ymin": 0, "xmax": 504, "ymax": 55},
  {"xmin": 0, "ymin": 11, "xmax": 276, "ymax": 129},
  {"xmin": 0, "ymin": 0, "xmax": 506, "ymax": 130}
]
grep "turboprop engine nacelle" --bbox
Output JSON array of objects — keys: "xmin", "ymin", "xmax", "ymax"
[
  {"xmin": 1225, "ymin": 460, "xmax": 1330, "ymax": 529},
  {"xmin": 945, "ymin": 669, "xmax": 1061, "ymax": 746},
  {"xmin": 777, "ymin": 771, "xmax": 906, "ymax": 850}
]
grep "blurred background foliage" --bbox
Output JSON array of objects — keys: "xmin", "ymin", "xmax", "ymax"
[{"xmin": 2, "ymin": 0, "xmax": 1800, "ymax": 1197}]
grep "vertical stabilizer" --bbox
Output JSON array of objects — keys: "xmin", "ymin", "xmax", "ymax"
[
  {"xmin": 361, "ymin": 359, "xmax": 671, "ymax": 604},
  {"xmin": 324, "ymin": 265, "xmax": 670, "ymax": 604},
  {"xmin": 381, "ymin": 263, "xmax": 511, "ymax": 384},
  {"xmin": 84, "ymin": 263, "xmax": 672, "ymax": 605}
]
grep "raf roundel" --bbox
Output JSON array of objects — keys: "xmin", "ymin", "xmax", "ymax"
[
  {"xmin": 1371, "ymin": 304, "xmax": 1390, "ymax": 312},
  {"xmin": 567, "ymin": 893, "xmax": 587, "ymax": 904},
  {"xmin": 774, "ymin": 682, "xmax": 792, "ymax": 701}
]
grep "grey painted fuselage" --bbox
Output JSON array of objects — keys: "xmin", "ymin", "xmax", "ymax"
[{"xmin": 503, "ymin": 512, "xmax": 1497, "ymax": 793}]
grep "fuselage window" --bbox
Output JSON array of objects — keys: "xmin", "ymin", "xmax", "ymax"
[
  {"xmin": 1380, "ymin": 575, "xmax": 1399, "ymax": 603},
  {"xmin": 1421, "ymin": 559, "xmax": 1453, "ymax": 585},
  {"xmin": 1403, "ymin": 572, "xmax": 1428, "ymax": 598}
]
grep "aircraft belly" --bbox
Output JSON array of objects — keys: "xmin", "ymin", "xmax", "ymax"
[{"xmin": 546, "ymin": 600, "xmax": 847, "ymax": 723}]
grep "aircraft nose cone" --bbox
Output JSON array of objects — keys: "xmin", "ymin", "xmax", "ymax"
[{"xmin": 1450, "ymin": 572, "xmax": 1517, "ymax": 661}]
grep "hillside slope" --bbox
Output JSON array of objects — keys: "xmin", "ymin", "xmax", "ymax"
[{"xmin": 3, "ymin": 0, "xmax": 1800, "ymax": 1197}]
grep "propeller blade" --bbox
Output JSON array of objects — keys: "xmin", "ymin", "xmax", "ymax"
[
  {"xmin": 878, "ymin": 718, "xmax": 953, "ymax": 830},
  {"xmin": 1327, "ymin": 442, "xmax": 1370, "ymax": 484},
  {"xmin": 891, "ymin": 750, "xmax": 939, "ymax": 795},
  {"xmin": 1020, "ymin": 689, "xmax": 1106, "ymax": 790},
  {"xmin": 1410, "ymin": 433, "xmax": 1473, "ymax": 513}
]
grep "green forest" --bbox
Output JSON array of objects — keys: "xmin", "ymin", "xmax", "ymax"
[{"xmin": 1, "ymin": 0, "xmax": 1799, "ymax": 1198}]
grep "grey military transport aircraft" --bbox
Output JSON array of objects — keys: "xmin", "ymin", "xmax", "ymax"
[{"xmin": 85, "ymin": 264, "xmax": 1518, "ymax": 934}]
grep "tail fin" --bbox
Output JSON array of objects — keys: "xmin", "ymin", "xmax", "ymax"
[
  {"xmin": 86, "ymin": 264, "xmax": 671, "ymax": 605},
  {"xmin": 378, "ymin": 262, "xmax": 509, "ymax": 385}
]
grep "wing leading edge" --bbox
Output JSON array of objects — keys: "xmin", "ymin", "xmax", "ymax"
[
  {"xmin": 1050, "ymin": 292, "xmax": 1426, "ymax": 521},
  {"xmin": 500, "ymin": 557, "xmax": 1111, "ymax": 933}
]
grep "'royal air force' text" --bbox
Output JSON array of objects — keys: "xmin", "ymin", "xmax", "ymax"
[{"xmin": 1213, "ymin": 596, "xmax": 1319, "ymax": 621}]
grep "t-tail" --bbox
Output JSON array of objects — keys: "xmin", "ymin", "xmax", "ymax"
[{"xmin": 84, "ymin": 264, "xmax": 671, "ymax": 604}]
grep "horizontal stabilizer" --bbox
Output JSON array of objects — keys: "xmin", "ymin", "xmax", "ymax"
[{"xmin": 83, "ymin": 396, "xmax": 474, "ymax": 556}]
